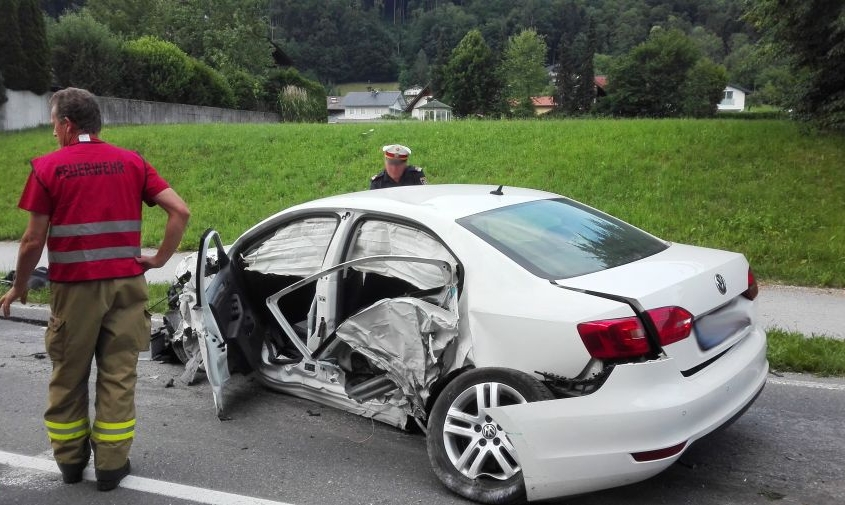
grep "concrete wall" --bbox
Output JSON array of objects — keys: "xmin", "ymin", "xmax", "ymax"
[
  {"xmin": 0, "ymin": 90, "xmax": 52, "ymax": 131},
  {"xmin": 0, "ymin": 92, "xmax": 279, "ymax": 131},
  {"xmin": 96, "ymin": 97, "xmax": 279, "ymax": 125}
]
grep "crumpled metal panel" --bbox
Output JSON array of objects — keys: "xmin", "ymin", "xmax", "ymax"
[{"xmin": 334, "ymin": 296, "xmax": 459, "ymax": 418}]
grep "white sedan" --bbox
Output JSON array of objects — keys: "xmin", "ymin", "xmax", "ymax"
[{"xmin": 163, "ymin": 184, "xmax": 767, "ymax": 504}]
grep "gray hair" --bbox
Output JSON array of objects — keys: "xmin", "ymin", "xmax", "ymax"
[{"xmin": 50, "ymin": 88, "xmax": 102, "ymax": 134}]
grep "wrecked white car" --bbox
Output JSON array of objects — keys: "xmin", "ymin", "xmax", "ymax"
[{"xmin": 156, "ymin": 185, "xmax": 768, "ymax": 504}]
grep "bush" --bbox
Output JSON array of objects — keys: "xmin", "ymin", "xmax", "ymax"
[
  {"xmin": 226, "ymin": 69, "xmax": 262, "ymax": 111},
  {"xmin": 123, "ymin": 36, "xmax": 193, "ymax": 103},
  {"xmin": 181, "ymin": 60, "xmax": 235, "ymax": 109},
  {"xmin": 47, "ymin": 11, "xmax": 125, "ymax": 96},
  {"xmin": 264, "ymin": 68, "xmax": 326, "ymax": 122}
]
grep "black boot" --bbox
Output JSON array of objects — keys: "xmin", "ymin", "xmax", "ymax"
[
  {"xmin": 57, "ymin": 452, "xmax": 90, "ymax": 484},
  {"xmin": 95, "ymin": 459, "xmax": 130, "ymax": 491}
]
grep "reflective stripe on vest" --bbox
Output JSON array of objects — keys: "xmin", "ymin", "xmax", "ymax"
[
  {"xmin": 48, "ymin": 246, "xmax": 142, "ymax": 264},
  {"xmin": 92, "ymin": 419, "xmax": 136, "ymax": 442},
  {"xmin": 45, "ymin": 418, "xmax": 90, "ymax": 441},
  {"xmin": 49, "ymin": 220, "xmax": 141, "ymax": 238}
]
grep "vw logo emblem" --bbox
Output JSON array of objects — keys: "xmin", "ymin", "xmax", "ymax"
[
  {"xmin": 715, "ymin": 274, "xmax": 727, "ymax": 295},
  {"xmin": 481, "ymin": 424, "xmax": 497, "ymax": 439}
]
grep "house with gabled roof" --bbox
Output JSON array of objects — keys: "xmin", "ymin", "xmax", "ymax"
[{"xmin": 341, "ymin": 91, "xmax": 407, "ymax": 121}]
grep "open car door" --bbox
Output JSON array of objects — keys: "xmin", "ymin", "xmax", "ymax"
[{"xmin": 194, "ymin": 228, "xmax": 259, "ymax": 418}]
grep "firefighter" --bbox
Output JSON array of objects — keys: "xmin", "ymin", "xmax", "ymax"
[{"xmin": 0, "ymin": 88, "xmax": 190, "ymax": 491}]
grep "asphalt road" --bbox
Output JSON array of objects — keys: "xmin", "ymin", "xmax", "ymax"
[{"xmin": 1, "ymin": 318, "xmax": 844, "ymax": 505}]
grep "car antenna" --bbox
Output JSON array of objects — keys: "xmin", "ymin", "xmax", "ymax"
[{"xmin": 490, "ymin": 185, "xmax": 504, "ymax": 195}]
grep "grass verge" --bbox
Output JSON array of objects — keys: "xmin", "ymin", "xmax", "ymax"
[
  {"xmin": 766, "ymin": 328, "xmax": 845, "ymax": 376},
  {"xmin": 2, "ymin": 120, "xmax": 844, "ymax": 287}
]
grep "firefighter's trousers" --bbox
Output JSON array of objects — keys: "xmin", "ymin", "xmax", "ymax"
[{"xmin": 43, "ymin": 275, "xmax": 150, "ymax": 471}]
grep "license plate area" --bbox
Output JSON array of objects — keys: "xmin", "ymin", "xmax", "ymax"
[{"xmin": 694, "ymin": 298, "xmax": 752, "ymax": 351}]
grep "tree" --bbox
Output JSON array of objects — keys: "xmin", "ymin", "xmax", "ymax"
[
  {"xmin": 556, "ymin": 23, "xmax": 596, "ymax": 116},
  {"xmin": 158, "ymin": 0, "xmax": 274, "ymax": 77},
  {"xmin": 399, "ymin": 49, "xmax": 430, "ymax": 90},
  {"xmin": 85, "ymin": 0, "xmax": 162, "ymax": 39},
  {"xmin": 606, "ymin": 28, "xmax": 701, "ymax": 117},
  {"xmin": 441, "ymin": 29, "xmax": 504, "ymax": 118},
  {"xmin": 679, "ymin": 58, "xmax": 727, "ymax": 117},
  {"xmin": 47, "ymin": 11, "xmax": 125, "ymax": 96},
  {"xmin": 500, "ymin": 29, "xmax": 549, "ymax": 103},
  {"xmin": 746, "ymin": 0, "xmax": 845, "ymax": 129},
  {"xmin": 16, "ymin": 0, "xmax": 52, "ymax": 94},
  {"xmin": 0, "ymin": 0, "xmax": 27, "ymax": 91},
  {"xmin": 41, "ymin": 0, "xmax": 84, "ymax": 18}
]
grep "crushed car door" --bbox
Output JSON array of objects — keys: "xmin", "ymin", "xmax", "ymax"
[
  {"xmin": 265, "ymin": 254, "xmax": 461, "ymax": 420},
  {"xmin": 195, "ymin": 228, "xmax": 258, "ymax": 418}
]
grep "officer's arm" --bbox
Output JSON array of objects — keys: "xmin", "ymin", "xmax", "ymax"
[
  {"xmin": 0, "ymin": 212, "xmax": 49, "ymax": 317},
  {"xmin": 135, "ymin": 188, "xmax": 190, "ymax": 270}
]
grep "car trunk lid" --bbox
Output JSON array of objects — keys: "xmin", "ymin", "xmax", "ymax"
[{"xmin": 556, "ymin": 243, "xmax": 755, "ymax": 372}]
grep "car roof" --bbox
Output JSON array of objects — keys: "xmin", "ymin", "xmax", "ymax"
[{"xmin": 289, "ymin": 184, "xmax": 561, "ymax": 222}]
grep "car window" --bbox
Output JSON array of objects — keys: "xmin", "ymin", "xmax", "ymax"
[
  {"xmin": 458, "ymin": 198, "xmax": 668, "ymax": 279},
  {"xmin": 241, "ymin": 216, "xmax": 339, "ymax": 277},
  {"xmin": 346, "ymin": 220, "xmax": 455, "ymax": 290}
]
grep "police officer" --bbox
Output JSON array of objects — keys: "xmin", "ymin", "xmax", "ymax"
[
  {"xmin": 0, "ymin": 88, "xmax": 190, "ymax": 491},
  {"xmin": 369, "ymin": 144, "xmax": 427, "ymax": 189}
]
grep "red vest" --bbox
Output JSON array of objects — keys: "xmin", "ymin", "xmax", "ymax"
[{"xmin": 23, "ymin": 137, "xmax": 161, "ymax": 282}]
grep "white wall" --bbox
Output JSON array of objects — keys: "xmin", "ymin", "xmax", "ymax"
[
  {"xmin": 0, "ymin": 90, "xmax": 52, "ymax": 131},
  {"xmin": 344, "ymin": 106, "xmax": 390, "ymax": 120}
]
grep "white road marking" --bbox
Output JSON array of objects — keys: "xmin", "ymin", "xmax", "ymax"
[
  {"xmin": 0, "ymin": 450, "xmax": 295, "ymax": 505},
  {"xmin": 767, "ymin": 377, "xmax": 845, "ymax": 391}
]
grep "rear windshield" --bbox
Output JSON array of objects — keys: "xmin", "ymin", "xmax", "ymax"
[{"xmin": 457, "ymin": 198, "xmax": 668, "ymax": 279}]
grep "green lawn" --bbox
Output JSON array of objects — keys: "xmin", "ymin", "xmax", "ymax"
[{"xmin": 2, "ymin": 119, "xmax": 844, "ymax": 287}]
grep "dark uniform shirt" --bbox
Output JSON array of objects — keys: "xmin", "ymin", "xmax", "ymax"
[{"xmin": 369, "ymin": 166, "xmax": 427, "ymax": 189}]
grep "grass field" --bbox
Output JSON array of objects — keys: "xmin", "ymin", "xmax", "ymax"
[{"xmin": 1, "ymin": 119, "xmax": 843, "ymax": 287}]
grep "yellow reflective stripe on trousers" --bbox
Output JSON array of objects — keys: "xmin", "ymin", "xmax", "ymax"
[
  {"xmin": 92, "ymin": 419, "xmax": 136, "ymax": 442},
  {"xmin": 44, "ymin": 418, "xmax": 90, "ymax": 441}
]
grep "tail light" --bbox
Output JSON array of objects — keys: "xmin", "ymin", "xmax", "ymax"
[
  {"xmin": 743, "ymin": 267, "xmax": 758, "ymax": 300},
  {"xmin": 578, "ymin": 306, "xmax": 694, "ymax": 360}
]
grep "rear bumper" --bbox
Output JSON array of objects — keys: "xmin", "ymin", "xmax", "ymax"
[{"xmin": 487, "ymin": 325, "xmax": 768, "ymax": 502}]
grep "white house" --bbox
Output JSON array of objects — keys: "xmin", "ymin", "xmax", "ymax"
[
  {"xmin": 718, "ymin": 84, "xmax": 751, "ymax": 112},
  {"xmin": 341, "ymin": 91, "xmax": 406, "ymax": 121}
]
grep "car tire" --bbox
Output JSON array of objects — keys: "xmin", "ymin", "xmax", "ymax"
[{"xmin": 427, "ymin": 368, "xmax": 554, "ymax": 504}]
